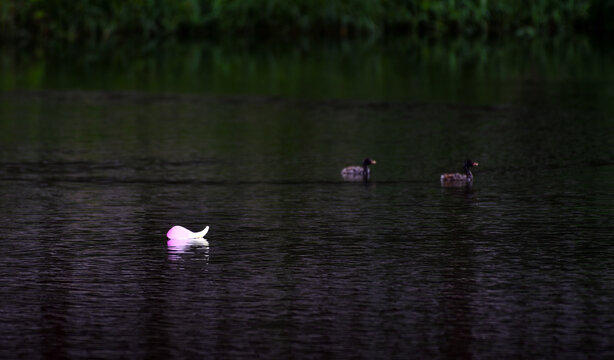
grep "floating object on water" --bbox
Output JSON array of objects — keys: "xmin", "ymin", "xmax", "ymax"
[
  {"xmin": 440, "ymin": 160, "xmax": 479, "ymax": 187},
  {"xmin": 341, "ymin": 158, "xmax": 376, "ymax": 181},
  {"xmin": 167, "ymin": 225, "xmax": 210, "ymax": 250},
  {"xmin": 167, "ymin": 225, "xmax": 209, "ymax": 240}
]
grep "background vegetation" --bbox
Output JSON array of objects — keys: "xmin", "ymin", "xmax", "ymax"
[{"xmin": 0, "ymin": 0, "xmax": 612, "ymax": 41}]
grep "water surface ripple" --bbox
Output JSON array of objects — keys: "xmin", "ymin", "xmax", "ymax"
[{"xmin": 0, "ymin": 91, "xmax": 613, "ymax": 359}]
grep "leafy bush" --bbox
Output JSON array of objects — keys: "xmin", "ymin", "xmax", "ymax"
[{"xmin": 0, "ymin": 0, "xmax": 606, "ymax": 40}]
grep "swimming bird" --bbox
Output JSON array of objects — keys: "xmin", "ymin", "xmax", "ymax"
[
  {"xmin": 440, "ymin": 160, "xmax": 479, "ymax": 186},
  {"xmin": 341, "ymin": 158, "xmax": 376, "ymax": 181}
]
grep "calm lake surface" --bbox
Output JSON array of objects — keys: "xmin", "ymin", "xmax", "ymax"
[{"xmin": 1, "ymin": 38, "xmax": 613, "ymax": 359}]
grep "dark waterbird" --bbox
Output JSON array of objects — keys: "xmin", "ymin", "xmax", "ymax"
[
  {"xmin": 440, "ymin": 160, "xmax": 479, "ymax": 187},
  {"xmin": 341, "ymin": 158, "xmax": 376, "ymax": 181}
]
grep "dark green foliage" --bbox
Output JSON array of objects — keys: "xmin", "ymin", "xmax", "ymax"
[
  {"xmin": 0, "ymin": 0, "xmax": 205, "ymax": 40},
  {"xmin": 0, "ymin": 0, "xmax": 608, "ymax": 40}
]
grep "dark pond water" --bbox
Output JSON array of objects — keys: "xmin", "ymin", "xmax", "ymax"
[{"xmin": 1, "ymin": 38, "xmax": 614, "ymax": 359}]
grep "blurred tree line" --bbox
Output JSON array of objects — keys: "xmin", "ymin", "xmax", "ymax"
[{"xmin": 0, "ymin": 0, "xmax": 612, "ymax": 41}]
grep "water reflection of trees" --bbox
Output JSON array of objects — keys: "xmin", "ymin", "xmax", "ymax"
[{"xmin": 1, "ymin": 37, "xmax": 612, "ymax": 113}]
